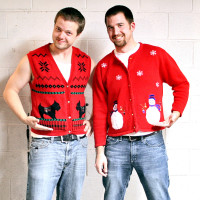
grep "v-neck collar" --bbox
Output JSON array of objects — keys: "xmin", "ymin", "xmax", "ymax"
[{"xmin": 45, "ymin": 43, "xmax": 75, "ymax": 85}]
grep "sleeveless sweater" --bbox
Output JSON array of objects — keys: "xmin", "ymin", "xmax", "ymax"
[{"xmin": 27, "ymin": 43, "xmax": 91, "ymax": 136}]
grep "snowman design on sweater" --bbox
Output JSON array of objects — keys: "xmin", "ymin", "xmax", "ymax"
[
  {"xmin": 145, "ymin": 94, "xmax": 161, "ymax": 125},
  {"xmin": 111, "ymin": 100, "xmax": 124, "ymax": 130}
]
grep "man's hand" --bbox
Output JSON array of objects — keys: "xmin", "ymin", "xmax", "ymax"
[
  {"xmin": 165, "ymin": 111, "xmax": 181, "ymax": 128},
  {"xmin": 24, "ymin": 116, "xmax": 53, "ymax": 131},
  {"xmin": 83, "ymin": 120, "xmax": 92, "ymax": 136},
  {"xmin": 153, "ymin": 111, "xmax": 181, "ymax": 128},
  {"xmin": 95, "ymin": 146, "xmax": 108, "ymax": 177}
]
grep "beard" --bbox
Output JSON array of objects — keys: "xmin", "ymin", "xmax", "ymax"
[
  {"xmin": 112, "ymin": 34, "xmax": 127, "ymax": 47},
  {"xmin": 114, "ymin": 40, "xmax": 127, "ymax": 47}
]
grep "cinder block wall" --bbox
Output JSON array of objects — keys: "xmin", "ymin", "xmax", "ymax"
[{"xmin": 0, "ymin": 0, "xmax": 199, "ymax": 199}]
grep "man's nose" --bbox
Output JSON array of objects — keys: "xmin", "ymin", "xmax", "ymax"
[{"xmin": 113, "ymin": 27, "xmax": 120, "ymax": 35}]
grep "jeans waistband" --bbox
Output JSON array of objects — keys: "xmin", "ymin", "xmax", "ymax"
[
  {"xmin": 111, "ymin": 132, "xmax": 156, "ymax": 142},
  {"xmin": 32, "ymin": 134, "xmax": 86, "ymax": 142}
]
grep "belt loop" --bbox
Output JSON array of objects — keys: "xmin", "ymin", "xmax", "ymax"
[
  {"xmin": 119, "ymin": 136, "xmax": 122, "ymax": 142},
  {"xmin": 50, "ymin": 137, "xmax": 54, "ymax": 143},
  {"xmin": 61, "ymin": 136, "xmax": 64, "ymax": 143}
]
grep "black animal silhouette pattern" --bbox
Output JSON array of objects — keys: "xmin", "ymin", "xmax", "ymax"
[
  {"xmin": 38, "ymin": 101, "xmax": 61, "ymax": 119},
  {"xmin": 76, "ymin": 101, "xmax": 88, "ymax": 118}
]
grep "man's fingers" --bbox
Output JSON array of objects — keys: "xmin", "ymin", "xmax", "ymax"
[{"xmin": 34, "ymin": 123, "xmax": 53, "ymax": 131}]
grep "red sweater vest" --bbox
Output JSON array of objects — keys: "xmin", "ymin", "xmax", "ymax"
[{"xmin": 27, "ymin": 44, "xmax": 91, "ymax": 136}]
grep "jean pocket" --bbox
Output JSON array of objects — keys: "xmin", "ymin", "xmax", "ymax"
[
  {"xmin": 142, "ymin": 131, "xmax": 164, "ymax": 148},
  {"xmin": 80, "ymin": 137, "xmax": 88, "ymax": 148},
  {"xmin": 106, "ymin": 136, "xmax": 119, "ymax": 146},
  {"xmin": 30, "ymin": 139, "xmax": 50, "ymax": 149}
]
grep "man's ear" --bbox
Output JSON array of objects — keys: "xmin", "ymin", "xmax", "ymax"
[{"xmin": 130, "ymin": 22, "xmax": 135, "ymax": 31}]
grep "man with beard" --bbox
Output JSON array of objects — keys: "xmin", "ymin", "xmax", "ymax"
[
  {"xmin": 4, "ymin": 7, "xmax": 94, "ymax": 200},
  {"xmin": 93, "ymin": 5, "xmax": 189, "ymax": 200}
]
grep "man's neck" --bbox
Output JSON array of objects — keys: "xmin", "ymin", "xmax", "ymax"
[
  {"xmin": 49, "ymin": 43, "xmax": 72, "ymax": 64},
  {"xmin": 115, "ymin": 40, "xmax": 138, "ymax": 53}
]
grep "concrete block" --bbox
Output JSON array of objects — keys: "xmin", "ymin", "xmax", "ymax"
[
  {"xmin": 134, "ymin": 13, "xmax": 168, "ymax": 40},
  {"xmin": 194, "ymin": 41, "xmax": 200, "ymax": 68},
  {"xmin": 86, "ymin": 0, "xmax": 140, "ymax": 11},
  {"xmin": 73, "ymin": 39, "xmax": 88, "ymax": 54},
  {"xmin": 32, "ymin": 0, "xmax": 67, "ymax": 11},
  {"xmin": 189, "ymin": 149, "xmax": 200, "ymax": 175},
  {"xmin": 0, "ymin": 13, "xmax": 7, "ymax": 38},
  {"xmin": 166, "ymin": 123, "xmax": 199, "ymax": 149},
  {"xmin": 0, "ymin": 0, "xmax": 31, "ymax": 10},
  {"xmin": 167, "ymin": 149, "xmax": 189, "ymax": 176},
  {"xmin": 88, "ymin": 40, "xmax": 114, "ymax": 64},
  {"xmin": 0, "ymin": 68, "xmax": 9, "ymax": 95},
  {"xmin": 0, "ymin": 124, "xmax": 8, "ymax": 151},
  {"xmin": 169, "ymin": 13, "xmax": 200, "ymax": 39},
  {"xmin": 11, "ymin": 178, "xmax": 26, "ymax": 200},
  {"xmin": 162, "ymin": 41, "xmax": 194, "ymax": 69},
  {"xmin": 8, "ymin": 124, "xmax": 28, "ymax": 151},
  {"xmin": 141, "ymin": 0, "xmax": 192, "ymax": 12},
  {"xmin": 186, "ymin": 69, "xmax": 200, "ymax": 96},
  {"xmin": 7, "ymin": 12, "xmax": 55, "ymax": 40},
  {"xmin": 190, "ymin": 95, "xmax": 200, "ymax": 124},
  {"xmin": 0, "ymin": 151, "xmax": 28, "ymax": 179},
  {"xmin": 33, "ymin": 40, "xmax": 51, "ymax": 49},
  {"xmin": 169, "ymin": 176, "xmax": 190, "ymax": 200},
  {"xmin": 0, "ymin": 97, "xmax": 31, "ymax": 124},
  {"xmin": 81, "ymin": 12, "xmax": 107, "ymax": 39},
  {"xmin": 188, "ymin": 175, "xmax": 200, "ymax": 200},
  {"xmin": 193, "ymin": 0, "xmax": 200, "ymax": 12},
  {"xmin": 86, "ymin": 149, "xmax": 96, "ymax": 176},
  {"xmin": 81, "ymin": 176, "xmax": 104, "ymax": 200},
  {"xmin": 0, "ymin": 39, "xmax": 35, "ymax": 69},
  {"xmin": 0, "ymin": 178, "xmax": 10, "ymax": 200},
  {"xmin": 67, "ymin": 0, "xmax": 86, "ymax": 9}
]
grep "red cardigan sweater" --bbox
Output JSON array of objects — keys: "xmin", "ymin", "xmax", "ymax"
[
  {"xmin": 93, "ymin": 43, "xmax": 189, "ymax": 147},
  {"xmin": 27, "ymin": 44, "xmax": 91, "ymax": 136}
]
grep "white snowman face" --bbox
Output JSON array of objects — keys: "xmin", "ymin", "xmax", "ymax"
[
  {"xmin": 149, "ymin": 98, "xmax": 156, "ymax": 106},
  {"xmin": 113, "ymin": 104, "xmax": 118, "ymax": 111}
]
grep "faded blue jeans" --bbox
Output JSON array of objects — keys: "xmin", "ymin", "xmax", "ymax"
[
  {"xmin": 103, "ymin": 131, "xmax": 170, "ymax": 200},
  {"xmin": 26, "ymin": 136, "xmax": 88, "ymax": 200}
]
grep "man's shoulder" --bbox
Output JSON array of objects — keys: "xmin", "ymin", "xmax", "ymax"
[
  {"xmin": 28, "ymin": 43, "xmax": 49, "ymax": 56},
  {"xmin": 97, "ymin": 51, "xmax": 114, "ymax": 66},
  {"xmin": 72, "ymin": 46, "xmax": 91, "ymax": 60},
  {"xmin": 141, "ymin": 43, "xmax": 165, "ymax": 53}
]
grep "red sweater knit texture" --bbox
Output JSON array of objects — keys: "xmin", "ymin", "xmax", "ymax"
[
  {"xmin": 27, "ymin": 44, "xmax": 91, "ymax": 136},
  {"xmin": 93, "ymin": 43, "xmax": 189, "ymax": 147}
]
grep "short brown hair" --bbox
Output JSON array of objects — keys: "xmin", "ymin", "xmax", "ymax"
[{"xmin": 54, "ymin": 7, "xmax": 85, "ymax": 35}]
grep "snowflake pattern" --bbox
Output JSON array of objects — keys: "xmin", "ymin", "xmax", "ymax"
[
  {"xmin": 101, "ymin": 63, "xmax": 107, "ymax": 68},
  {"xmin": 137, "ymin": 70, "xmax": 143, "ymax": 76},
  {"xmin": 150, "ymin": 50, "xmax": 157, "ymax": 56},
  {"xmin": 156, "ymin": 82, "xmax": 160, "ymax": 87},
  {"xmin": 78, "ymin": 62, "xmax": 86, "ymax": 72},
  {"xmin": 116, "ymin": 75, "xmax": 122, "ymax": 80},
  {"xmin": 39, "ymin": 61, "xmax": 50, "ymax": 72}
]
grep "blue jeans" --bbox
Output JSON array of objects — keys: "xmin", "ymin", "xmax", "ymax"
[
  {"xmin": 26, "ymin": 136, "xmax": 88, "ymax": 200},
  {"xmin": 103, "ymin": 131, "xmax": 170, "ymax": 200}
]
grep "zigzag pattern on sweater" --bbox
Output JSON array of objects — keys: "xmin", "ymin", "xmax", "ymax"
[
  {"xmin": 32, "ymin": 53, "xmax": 47, "ymax": 57},
  {"xmin": 75, "ymin": 54, "xmax": 88, "ymax": 59},
  {"xmin": 73, "ymin": 76, "xmax": 89, "ymax": 81},
  {"xmin": 37, "ymin": 76, "xmax": 60, "ymax": 81}
]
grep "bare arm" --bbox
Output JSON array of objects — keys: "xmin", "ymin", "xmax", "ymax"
[{"xmin": 3, "ymin": 55, "xmax": 52, "ymax": 131}]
